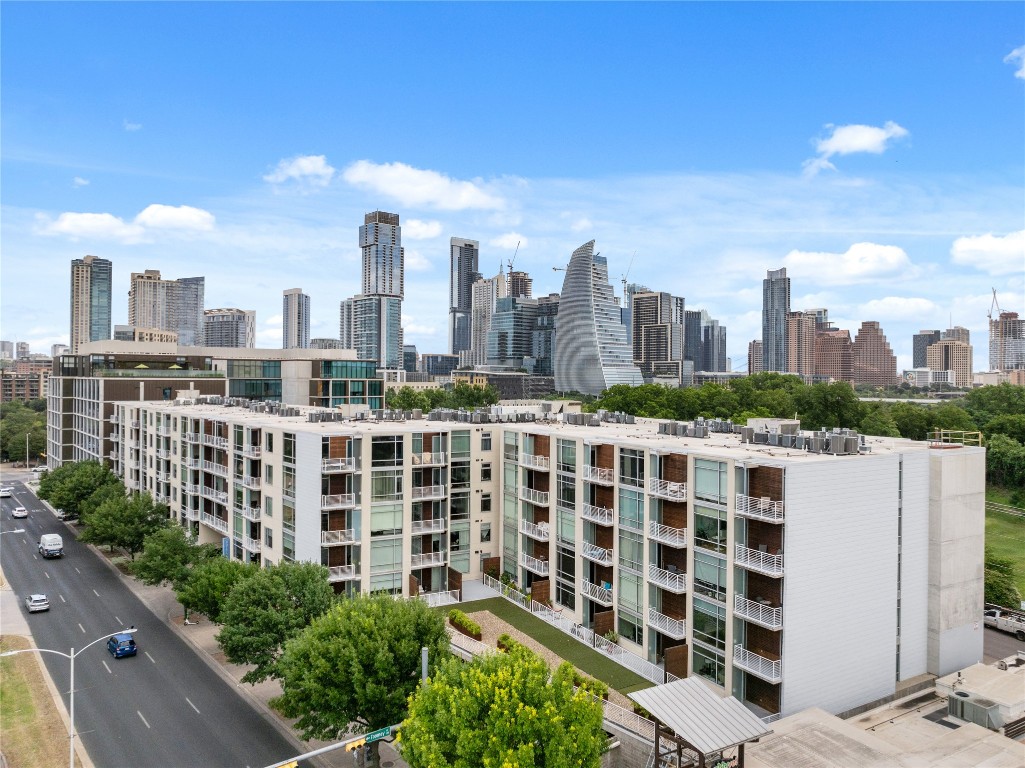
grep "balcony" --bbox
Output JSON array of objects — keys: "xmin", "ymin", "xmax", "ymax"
[
  {"xmin": 183, "ymin": 508, "xmax": 200, "ymax": 522},
  {"xmin": 411, "ymin": 484, "xmax": 447, "ymax": 501},
  {"xmin": 241, "ymin": 475, "xmax": 261, "ymax": 490},
  {"xmin": 243, "ymin": 536, "xmax": 262, "ymax": 553},
  {"xmin": 321, "ymin": 529, "xmax": 359, "ymax": 546},
  {"xmin": 411, "ymin": 518, "xmax": 447, "ymax": 535},
  {"xmin": 648, "ymin": 477, "xmax": 688, "ymax": 501},
  {"xmin": 202, "ymin": 434, "xmax": 229, "ymax": 449},
  {"xmin": 183, "ymin": 483, "xmax": 200, "ymax": 496},
  {"xmin": 233, "ymin": 503, "xmax": 261, "ymax": 522},
  {"xmin": 155, "ymin": 448, "xmax": 171, "ymax": 460},
  {"xmin": 648, "ymin": 608, "xmax": 687, "ymax": 640},
  {"xmin": 328, "ymin": 564, "xmax": 360, "ymax": 583},
  {"xmin": 321, "ymin": 493, "xmax": 356, "ymax": 510},
  {"xmin": 735, "ymin": 544, "xmax": 784, "ymax": 578},
  {"xmin": 125, "ymin": 439, "xmax": 139, "ymax": 450},
  {"xmin": 200, "ymin": 512, "xmax": 229, "ymax": 534},
  {"xmin": 581, "ymin": 579, "xmax": 613, "ymax": 606},
  {"xmin": 183, "ymin": 432, "xmax": 201, "ymax": 444},
  {"xmin": 242, "ymin": 445, "xmax": 262, "ymax": 459},
  {"xmin": 322, "ymin": 457, "xmax": 356, "ymax": 473},
  {"xmin": 520, "ymin": 552, "xmax": 550, "ymax": 576},
  {"xmin": 735, "ymin": 494, "xmax": 785, "ymax": 523},
  {"xmin": 582, "ymin": 542, "xmax": 613, "ymax": 566},
  {"xmin": 184, "ymin": 457, "xmax": 202, "ymax": 469},
  {"xmin": 108, "ymin": 451, "xmax": 120, "ymax": 462},
  {"xmin": 154, "ymin": 471, "xmax": 169, "ymax": 483},
  {"xmin": 201, "ymin": 486, "xmax": 228, "ymax": 505},
  {"xmin": 648, "ymin": 563, "xmax": 687, "ymax": 593},
  {"xmin": 581, "ymin": 503, "xmax": 614, "ymax": 526},
  {"xmin": 410, "ymin": 551, "xmax": 448, "ymax": 569},
  {"xmin": 733, "ymin": 645, "xmax": 782, "ymax": 684},
  {"xmin": 411, "ymin": 452, "xmax": 446, "ymax": 467},
  {"xmin": 734, "ymin": 595, "xmax": 783, "ymax": 630},
  {"xmin": 520, "ymin": 519, "xmax": 550, "ymax": 541},
  {"xmin": 519, "ymin": 487, "xmax": 550, "ymax": 506},
  {"xmin": 131, "ymin": 420, "xmax": 140, "ymax": 429},
  {"xmin": 154, "ymin": 492, "xmax": 169, "ymax": 505},
  {"xmin": 520, "ymin": 453, "xmax": 550, "ymax": 470},
  {"xmin": 203, "ymin": 460, "xmax": 228, "ymax": 477},
  {"xmin": 582, "ymin": 466, "xmax": 614, "ymax": 485},
  {"xmin": 156, "ymin": 426, "xmax": 172, "ymax": 438},
  {"xmin": 648, "ymin": 521, "xmax": 687, "ymax": 548}
]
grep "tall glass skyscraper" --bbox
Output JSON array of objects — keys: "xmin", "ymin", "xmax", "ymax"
[
  {"xmin": 553, "ymin": 241, "xmax": 642, "ymax": 395},
  {"xmin": 69, "ymin": 255, "xmax": 112, "ymax": 354},
  {"xmin": 282, "ymin": 288, "xmax": 310, "ymax": 349},
  {"xmin": 762, "ymin": 267, "xmax": 790, "ymax": 372},
  {"xmin": 360, "ymin": 211, "xmax": 403, "ymax": 298},
  {"xmin": 349, "ymin": 211, "xmax": 404, "ymax": 368},
  {"xmin": 449, "ymin": 237, "xmax": 480, "ymax": 355}
]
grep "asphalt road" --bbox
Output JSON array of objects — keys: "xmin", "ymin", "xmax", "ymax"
[
  {"xmin": 0, "ymin": 478, "xmax": 302, "ymax": 768},
  {"xmin": 984, "ymin": 625, "xmax": 1024, "ymax": 663}
]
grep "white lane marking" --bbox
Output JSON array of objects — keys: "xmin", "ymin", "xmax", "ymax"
[
  {"xmin": 114, "ymin": 616, "xmax": 121, "ymax": 625},
  {"xmin": 145, "ymin": 651, "xmax": 155, "ymax": 664},
  {"xmin": 137, "ymin": 711, "xmax": 150, "ymax": 729},
  {"xmin": 92, "ymin": 589, "xmax": 100, "ymax": 597},
  {"xmin": 44, "ymin": 571, "xmax": 50, "ymax": 579},
  {"xmin": 74, "ymin": 567, "xmax": 81, "ymax": 574},
  {"xmin": 78, "ymin": 623, "xmax": 86, "ymax": 633},
  {"xmin": 59, "ymin": 594, "xmax": 66, "ymax": 603},
  {"xmin": 102, "ymin": 661, "xmax": 112, "ymax": 674},
  {"xmin": 186, "ymin": 697, "xmax": 200, "ymax": 714}
]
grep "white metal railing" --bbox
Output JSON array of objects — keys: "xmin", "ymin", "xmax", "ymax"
[
  {"xmin": 241, "ymin": 475, "xmax": 261, "ymax": 490},
  {"xmin": 648, "ymin": 521, "xmax": 687, "ymax": 548},
  {"xmin": 735, "ymin": 493, "xmax": 785, "ymax": 523},
  {"xmin": 203, "ymin": 460, "xmax": 228, "ymax": 476},
  {"xmin": 520, "ymin": 453, "xmax": 550, "ymax": 470},
  {"xmin": 581, "ymin": 579, "xmax": 613, "ymax": 606},
  {"xmin": 322, "ymin": 457, "xmax": 356, "ymax": 473},
  {"xmin": 131, "ymin": 420, "xmax": 140, "ymax": 429},
  {"xmin": 183, "ymin": 432, "xmax": 200, "ymax": 444},
  {"xmin": 321, "ymin": 493, "xmax": 356, "ymax": 509},
  {"xmin": 411, "ymin": 518, "xmax": 446, "ymax": 535},
  {"xmin": 184, "ymin": 457, "xmax": 202, "ymax": 469},
  {"xmin": 419, "ymin": 589, "xmax": 461, "ymax": 608},
  {"xmin": 108, "ymin": 451, "xmax": 120, "ymax": 461},
  {"xmin": 520, "ymin": 519, "xmax": 551, "ymax": 541},
  {"xmin": 411, "ymin": 484, "xmax": 446, "ymax": 501},
  {"xmin": 328, "ymin": 564, "xmax": 359, "ymax": 582},
  {"xmin": 243, "ymin": 536, "xmax": 262, "ymax": 553},
  {"xmin": 201, "ymin": 487, "xmax": 228, "ymax": 505},
  {"xmin": 156, "ymin": 426, "xmax": 171, "ymax": 437},
  {"xmin": 125, "ymin": 439, "xmax": 139, "ymax": 450},
  {"xmin": 234, "ymin": 504, "xmax": 261, "ymax": 522},
  {"xmin": 202, "ymin": 434, "xmax": 229, "ymax": 449},
  {"xmin": 582, "ymin": 542, "xmax": 613, "ymax": 566},
  {"xmin": 108, "ymin": 414, "xmax": 119, "ymax": 424},
  {"xmin": 733, "ymin": 644, "xmax": 782, "ymax": 683},
  {"xmin": 648, "ymin": 563, "xmax": 687, "ymax": 593},
  {"xmin": 762, "ymin": 712, "xmax": 783, "ymax": 724},
  {"xmin": 155, "ymin": 448, "xmax": 170, "ymax": 459},
  {"xmin": 735, "ymin": 544, "xmax": 785, "ymax": 577},
  {"xmin": 734, "ymin": 595, "xmax": 783, "ymax": 630},
  {"xmin": 648, "ymin": 477, "xmax": 687, "ymax": 501},
  {"xmin": 520, "ymin": 552, "xmax": 550, "ymax": 575},
  {"xmin": 410, "ymin": 550, "xmax": 447, "ymax": 568},
  {"xmin": 242, "ymin": 445, "xmax": 262, "ymax": 459},
  {"xmin": 154, "ymin": 492, "xmax": 168, "ymax": 504},
  {"xmin": 583, "ymin": 465, "xmax": 614, "ymax": 485},
  {"xmin": 184, "ymin": 508, "xmax": 200, "ymax": 522},
  {"xmin": 411, "ymin": 452, "xmax": 447, "ymax": 466},
  {"xmin": 647, "ymin": 608, "xmax": 686, "ymax": 639},
  {"xmin": 581, "ymin": 503, "xmax": 614, "ymax": 526},
  {"xmin": 200, "ymin": 512, "xmax": 228, "ymax": 534},
  {"xmin": 321, "ymin": 529, "xmax": 358, "ymax": 545},
  {"xmin": 154, "ymin": 471, "xmax": 169, "ymax": 482},
  {"xmin": 482, "ymin": 574, "xmax": 677, "ymax": 686},
  {"xmin": 519, "ymin": 486, "xmax": 550, "ymax": 506},
  {"xmin": 183, "ymin": 483, "xmax": 200, "ymax": 495}
]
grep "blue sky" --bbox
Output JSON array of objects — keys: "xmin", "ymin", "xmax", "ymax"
[{"xmin": 2, "ymin": 2, "xmax": 1023, "ymax": 373}]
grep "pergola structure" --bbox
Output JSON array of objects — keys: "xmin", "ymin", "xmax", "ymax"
[{"xmin": 629, "ymin": 678, "xmax": 772, "ymax": 767}]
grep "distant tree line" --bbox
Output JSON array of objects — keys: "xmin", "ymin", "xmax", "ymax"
[
  {"xmin": 0, "ymin": 399, "xmax": 46, "ymax": 463},
  {"xmin": 385, "ymin": 383, "xmax": 500, "ymax": 412}
]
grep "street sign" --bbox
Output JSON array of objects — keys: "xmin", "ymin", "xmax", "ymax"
[{"xmin": 365, "ymin": 726, "xmax": 391, "ymax": 743}]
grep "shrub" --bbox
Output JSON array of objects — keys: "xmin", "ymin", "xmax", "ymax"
[
  {"xmin": 448, "ymin": 609, "xmax": 482, "ymax": 640},
  {"xmin": 496, "ymin": 633, "xmax": 525, "ymax": 653},
  {"xmin": 570, "ymin": 670, "xmax": 609, "ymax": 699}
]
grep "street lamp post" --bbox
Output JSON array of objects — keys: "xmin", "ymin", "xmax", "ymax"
[{"xmin": 1, "ymin": 626, "xmax": 136, "ymax": 768}]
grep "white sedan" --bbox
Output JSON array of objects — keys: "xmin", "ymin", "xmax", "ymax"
[{"xmin": 11, "ymin": 506, "xmax": 28, "ymax": 519}]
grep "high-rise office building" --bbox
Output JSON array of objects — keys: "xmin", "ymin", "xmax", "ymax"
[
  {"xmin": 70, "ymin": 255, "xmax": 112, "ymax": 354},
  {"xmin": 403, "ymin": 344, "xmax": 418, "ymax": 373},
  {"xmin": 815, "ymin": 329, "xmax": 853, "ymax": 382},
  {"xmin": 127, "ymin": 270, "xmax": 205, "ymax": 346},
  {"xmin": 509, "ymin": 270, "xmax": 533, "ymax": 299},
  {"xmin": 702, "ymin": 318, "xmax": 727, "ymax": 373},
  {"xmin": 786, "ymin": 311, "xmax": 817, "ymax": 379},
  {"xmin": 852, "ymin": 321, "xmax": 898, "ymax": 386},
  {"xmin": 282, "ymin": 288, "xmax": 310, "ymax": 349},
  {"xmin": 553, "ymin": 241, "xmax": 642, "ymax": 395},
  {"xmin": 927, "ymin": 340, "xmax": 973, "ymax": 387},
  {"xmin": 529, "ymin": 294, "xmax": 560, "ymax": 377},
  {"xmin": 204, "ymin": 309, "xmax": 256, "ymax": 348},
  {"xmin": 913, "ymin": 330, "xmax": 942, "ymax": 369},
  {"xmin": 942, "ymin": 326, "xmax": 970, "ymax": 346},
  {"xmin": 339, "ymin": 297, "xmax": 356, "ymax": 349},
  {"xmin": 361, "ymin": 211, "xmax": 403, "ymax": 298},
  {"xmin": 487, "ymin": 296, "xmax": 539, "ymax": 369},
  {"xmin": 449, "ymin": 238, "xmax": 480, "ymax": 356},
  {"xmin": 353, "ymin": 295, "xmax": 403, "ymax": 369},
  {"xmin": 464, "ymin": 271, "xmax": 508, "ymax": 368},
  {"xmin": 989, "ymin": 312, "xmax": 1025, "ymax": 372},
  {"xmin": 762, "ymin": 268, "xmax": 790, "ymax": 372},
  {"xmin": 748, "ymin": 340, "xmax": 763, "ymax": 375},
  {"xmin": 15, "ymin": 342, "xmax": 29, "ymax": 359},
  {"xmin": 0, "ymin": 341, "xmax": 13, "ymax": 360},
  {"xmin": 632, "ymin": 291, "xmax": 685, "ymax": 382}
]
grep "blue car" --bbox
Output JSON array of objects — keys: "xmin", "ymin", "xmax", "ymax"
[{"xmin": 107, "ymin": 633, "xmax": 138, "ymax": 658}]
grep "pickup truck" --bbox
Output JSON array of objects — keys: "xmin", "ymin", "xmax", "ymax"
[{"xmin": 983, "ymin": 608, "xmax": 1025, "ymax": 641}]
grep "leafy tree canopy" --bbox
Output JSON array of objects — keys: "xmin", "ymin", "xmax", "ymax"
[
  {"xmin": 132, "ymin": 525, "xmax": 220, "ymax": 589},
  {"xmin": 77, "ymin": 491, "xmax": 169, "ymax": 559},
  {"xmin": 985, "ymin": 547, "xmax": 1022, "ymax": 609},
  {"xmin": 386, "ymin": 383, "xmax": 499, "ymax": 412},
  {"xmin": 37, "ymin": 460, "xmax": 122, "ymax": 519},
  {"xmin": 175, "ymin": 557, "xmax": 257, "ymax": 623},
  {"xmin": 0, "ymin": 400, "xmax": 46, "ymax": 462}
]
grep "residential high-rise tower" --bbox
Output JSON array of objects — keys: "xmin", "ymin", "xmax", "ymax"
[
  {"xmin": 127, "ymin": 270, "xmax": 205, "ymax": 346},
  {"xmin": 70, "ymin": 255, "xmax": 113, "ymax": 354},
  {"xmin": 204, "ymin": 309, "xmax": 256, "ymax": 348},
  {"xmin": 449, "ymin": 237, "xmax": 480, "ymax": 356},
  {"xmin": 282, "ymin": 288, "xmax": 310, "ymax": 349},
  {"xmin": 464, "ymin": 271, "xmax": 508, "ymax": 368},
  {"xmin": 989, "ymin": 312, "xmax": 1025, "ymax": 372},
  {"xmin": 762, "ymin": 268, "xmax": 790, "ymax": 372},
  {"xmin": 351, "ymin": 211, "xmax": 404, "ymax": 368}
]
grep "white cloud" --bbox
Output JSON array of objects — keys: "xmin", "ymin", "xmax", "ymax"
[
  {"xmin": 123, "ymin": 119, "xmax": 142, "ymax": 132},
  {"xmin": 404, "ymin": 248, "xmax": 432, "ymax": 272},
  {"xmin": 72, "ymin": 176, "xmax": 90, "ymax": 188},
  {"xmin": 402, "ymin": 314, "xmax": 436, "ymax": 336},
  {"xmin": 803, "ymin": 121, "xmax": 909, "ymax": 176},
  {"xmin": 342, "ymin": 160, "xmax": 504, "ymax": 211},
  {"xmin": 403, "ymin": 219, "xmax": 443, "ymax": 240},
  {"xmin": 950, "ymin": 230, "xmax": 1024, "ymax": 276},
  {"xmin": 41, "ymin": 211, "xmax": 145, "ymax": 243},
  {"xmin": 264, "ymin": 154, "xmax": 336, "ymax": 187},
  {"xmin": 783, "ymin": 242, "xmax": 916, "ymax": 285},
  {"xmin": 1005, "ymin": 45, "xmax": 1025, "ymax": 80},
  {"xmin": 857, "ymin": 296, "xmax": 939, "ymax": 321},
  {"xmin": 490, "ymin": 232, "xmax": 526, "ymax": 250},
  {"xmin": 570, "ymin": 217, "xmax": 592, "ymax": 232},
  {"xmin": 135, "ymin": 204, "xmax": 215, "ymax": 231}
]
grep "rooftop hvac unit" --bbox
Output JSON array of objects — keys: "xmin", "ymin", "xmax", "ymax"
[
  {"xmin": 412, "ymin": 409, "xmax": 423, "ymax": 419},
  {"xmin": 845, "ymin": 436, "xmax": 860, "ymax": 454},
  {"xmin": 810, "ymin": 436, "xmax": 825, "ymax": 452},
  {"xmin": 795, "ymin": 435, "xmax": 805, "ymax": 449},
  {"xmin": 753, "ymin": 432, "xmax": 768, "ymax": 444},
  {"xmin": 741, "ymin": 426, "xmax": 754, "ymax": 443},
  {"xmin": 829, "ymin": 437, "xmax": 844, "ymax": 455},
  {"xmin": 768, "ymin": 433, "xmax": 779, "ymax": 446},
  {"xmin": 625, "ymin": 415, "xmax": 635, "ymax": 424}
]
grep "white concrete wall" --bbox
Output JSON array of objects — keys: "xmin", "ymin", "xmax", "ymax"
[
  {"xmin": 294, "ymin": 428, "xmax": 323, "ymax": 565},
  {"xmin": 897, "ymin": 450, "xmax": 930, "ymax": 681},
  {"xmin": 781, "ymin": 455, "xmax": 900, "ymax": 715}
]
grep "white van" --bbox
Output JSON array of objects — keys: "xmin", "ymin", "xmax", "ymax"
[{"xmin": 38, "ymin": 534, "xmax": 64, "ymax": 558}]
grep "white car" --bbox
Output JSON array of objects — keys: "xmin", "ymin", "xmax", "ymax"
[
  {"xmin": 31, "ymin": 466, "xmax": 46, "ymax": 474},
  {"xmin": 25, "ymin": 594, "xmax": 50, "ymax": 612},
  {"xmin": 0, "ymin": 487, "xmax": 12, "ymax": 498},
  {"xmin": 11, "ymin": 506, "xmax": 28, "ymax": 519}
]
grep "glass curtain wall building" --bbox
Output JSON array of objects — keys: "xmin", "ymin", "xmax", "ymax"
[
  {"xmin": 762, "ymin": 268, "xmax": 790, "ymax": 372},
  {"xmin": 70, "ymin": 255, "xmax": 112, "ymax": 354},
  {"xmin": 449, "ymin": 237, "xmax": 480, "ymax": 356}
]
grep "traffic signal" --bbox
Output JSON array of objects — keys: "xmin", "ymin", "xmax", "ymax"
[{"xmin": 345, "ymin": 737, "xmax": 367, "ymax": 752}]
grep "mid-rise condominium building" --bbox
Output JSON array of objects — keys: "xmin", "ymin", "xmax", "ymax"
[
  {"xmin": 114, "ymin": 326, "xmax": 179, "ymax": 344},
  {"xmin": 747, "ymin": 340, "xmax": 763, "ymax": 375},
  {"xmin": 926, "ymin": 339, "xmax": 973, "ymax": 388},
  {"xmin": 204, "ymin": 308, "xmax": 256, "ymax": 348},
  {"xmin": 786, "ymin": 312, "xmax": 816, "ymax": 380},
  {"xmin": 70, "ymin": 255, "xmax": 113, "ymax": 354},
  {"xmin": 128, "ymin": 270, "xmax": 205, "ymax": 346},
  {"xmin": 282, "ymin": 289, "xmax": 311, "ymax": 350},
  {"xmin": 111, "ymin": 401, "xmax": 983, "ymax": 724},
  {"xmin": 553, "ymin": 241, "xmax": 642, "ymax": 395},
  {"xmin": 989, "ymin": 312, "xmax": 1025, "ymax": 372},
  {"xmin": 761, "ymin": 268, "xmax": 790, "ymax": 373},
  {"xmin": 449, "ymin": 238, "xmax": 480, "ymax": 356},
  {"xmin": 851, "ymin": 321, "xmax": 897, "ymax": 386}
]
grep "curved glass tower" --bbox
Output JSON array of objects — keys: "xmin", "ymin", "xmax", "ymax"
[{"xmin": 554, "ymin": 240, "xmax": 643, "ymax": 395}]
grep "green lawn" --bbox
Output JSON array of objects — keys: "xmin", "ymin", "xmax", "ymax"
[
  {"xmin": 456, "ymin": 597, "xmax": 653, "ymax": 695},
  {"xmin": 986, "ymin": 504, "xmax": 1025, "ymax": 599}
]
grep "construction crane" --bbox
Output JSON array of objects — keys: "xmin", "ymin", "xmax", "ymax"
[
  {"xmin": 506, "ymin": 241, "xmax": 520, "ymax": 282},
  {"xmin": 988, "ymin": 288, "xmax": 1002, "ymax": 322},
  {"xmin": 621, "ymin": 251, "xmax": 637, "ymax": 301}
]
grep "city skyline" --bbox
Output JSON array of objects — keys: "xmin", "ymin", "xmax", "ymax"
[{"xmin": 1, "ymin": 3, "xmax": 1022, "ymax": 372}]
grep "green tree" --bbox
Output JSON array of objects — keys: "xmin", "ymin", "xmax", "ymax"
[
  {"xmin": 76, "ymin": 494, "xmax": 126, "ymax": 552},
  {"xmin": 217, "ymin": 562, "xmax": 335, "ymax": 684},
  {"xmin": 963, "ymin": 383, "xmax": 1025, "ymax": 426},
  {"xmin": 271, "ymin": 593, "xmax": 449, "ymax": 764},
  {"xmin": 985, "ymin": 434, "xmax": 1025, "ymax": 490},
  {"xmin": 76, "ymin": 491, "xmax": 169, "ymax": 559},
  {"xmin": 931, "ymin": 404, "xmax": 977, "ymax": 434},
  {"xmin": 983, "ymin": 414, "xmax": 1025, "ymax": 444},
  {"xmin": 399, "ymin": 647, "xmax": 606, "ymax": 768},
  {"xmin": 387, "ymin": 386, "xmax": 433, "ymax": 412},
  {"xmin": 887, "ymin": 402, "xmax": 934, "ymax": 441},
  {"xmin": 132, "ymin": 525, "xmax": 220, "ymax": 589},
  {"xmin": 0, "ymin": 401, "xmax": 46, "ymax": 463},
  {"xmin": 985, "ymin": 547, "xmax": 1022, "ymax": 609},
  {"xmin": 448, "ymin": 382, "xmax": 499, "ymax": 409},
  {"xmin": 175, "ymin": 557, "xmax": 257, "ymax": 623},
  {"xmin": 80, "ymin": 482, "xmax": 129, "ymax": 524},
  {"xmin": 37, "ymin": 461, "xmax": 122, "ymax": 520},
  {"xmin": 859, "ymin": 406, "xmax": 901, "ymax": 437},
  {"xmin": 795, "ymin": 382, "xmax": 863, "ymax": 431}
]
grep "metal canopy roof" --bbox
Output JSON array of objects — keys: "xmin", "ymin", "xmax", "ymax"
[{"xmin": 629, "ymin": 678, "xmax": 772, "ymax": 756}]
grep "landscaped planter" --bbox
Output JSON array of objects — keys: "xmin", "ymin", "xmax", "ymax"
[{"xmin": 448, "ymin": 609, "xmax": 482, "ymax": 641}]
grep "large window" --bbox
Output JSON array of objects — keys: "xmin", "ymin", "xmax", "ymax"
[
  {"xmin": 451, "ymin": 461, "xmax": 470, "ymax": 488},
  {"xmin": 694, "ymin": 458, "xmax": 727, "ymax": 504},
  {"xmin": 618, "ymin": 488, "xmax": 643, "ymax": 530},
  {"xmin": 283, "ymin": 432, "xmax": 296, "ymax": 464},
  {"xmin": 557, "ymin": 509, "xmax": 576, "ymax": 543},
  {"xmin": 371, "ymin": 470, "xmax": 403, "ymax": 502},
  {"xmin": 557, "ymin": 474, "xmax": 575, "ymax": 510},
  {"xmin": 503, "ymin": 431, "xmax": 518, "ymax": 461},
  {"xmin": 370, "ymin": 503, "xmax": 402, "ymax": 536},
  {"xmin": 618, "ymin": 610, "xmax": 643, "ymax": 645},
  {"xmin": 693, "ymin": 645, "xmax": 725, "ymax": 687},
  {"xmin": 618, "ymin": 529, "xmax": 644, "ymax": 573},
  {"xmin": 694, "ymin": 505, "xmax": 728, "ymax": 554},
  {"xmin": 618, "ymin": 570, "xmax": 642, "ymax": 612},
  {"xmin": 619, "ymin": 448, "xmax": 644, "ymax": 488},
  {"xmin": 370, "ymin": 537, "xmax": 402, "ymax": 573},
  {"xmin": 450, "ymin": 430, "xmax": 470, "ymax": 459},
  {"xmin": 371, "ymin": 436, "xmax": 403, "ymax": 467},
  {"xmin": 557, "ymin": 439, "xmax": 576, "ymax": 474},
  {"xmin": 693, "ymin": 597, "xmax": 727, "ymax": 651},
  {"xmin": 694, "ymin": 550, "xmax": 727, "ymax": 603},
  {"xmin": 450, "ymin": 492, "xmax": 470, "ymax": 521},
  {"xmin": 480, "ymin": 432, "xmax": 492, "ymax": 452}
]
